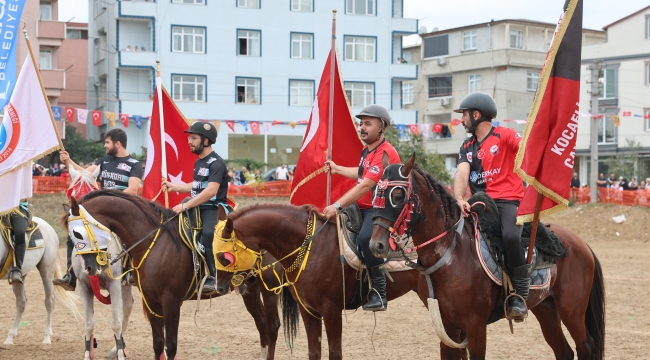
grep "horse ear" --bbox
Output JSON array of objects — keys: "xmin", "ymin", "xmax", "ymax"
[
  {"xmin": 217, "ymin": 206, "xmax": 227, "ymax": 221},
  {"xmin": 91, "ymin": 165, "xmax": 101, "ymax": 178},
  {"xmin": 68, "ymin": 164, "xmax": 79, "ymax": 179},
  {"xmin": 382, "ymin": 151, "xmax": 390, "ymax": 170},
  {"xmin": 62, "ymin": 204, "xmax": 71, "ymax": 214},
  {"xmin": 70, "ymin": 196, "xmax": 81, "ymax": 216},
  {"xmin": 402, "ymin": 152, "xmax": 416, "ymax": 176},
  {"xmin": 222, "ymin": 218, "xmax": 234, "ymax": 238}
]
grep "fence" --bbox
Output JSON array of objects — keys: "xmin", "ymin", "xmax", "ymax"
[
  {"xmin": 33, "ymin": 176, "xmax": 72, "ymax": 194},
  {"xmin": 228, "ymin": 181, "xmax": 292, "ymax": 197}
]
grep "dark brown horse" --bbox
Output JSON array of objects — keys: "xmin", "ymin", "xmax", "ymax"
[
  {"xmin": 369, "ymin": 154, "xmax": 605, "ymax": 360},
  {"xmin": 217, "ymin": 203, "xmax": 424, "ymax": 360},
  {"xmin": 67, "ymin": 190, "xmax": 281, "ymax": 360}
]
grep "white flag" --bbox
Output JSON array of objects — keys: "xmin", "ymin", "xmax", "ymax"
[
  {"xmin": 0, "ymin": 163, "xmax": 32, "ymax": 214},
  {"xmin": 77, "ymin": 108, "xmax": 89, "ymax": 124},
  {"xmin": 0, "ymin": 55, "xmax": 60, "ymax": 177}
]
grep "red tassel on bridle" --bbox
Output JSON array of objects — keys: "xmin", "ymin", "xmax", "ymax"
[{"xmin": 373, "ymin": 179, "xmax": 390, "ymax": 208}]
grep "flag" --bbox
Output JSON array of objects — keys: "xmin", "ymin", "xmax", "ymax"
[
  {"xmin": 272, "ymin": 120, "xmax": 284, "ymax": 126},
  {"xmin": 225, "ymin": 120, "xmax": 235, "ymax": 132},
  {"xmin": 51, "ymin": 106, "xmax": 62, "ymax": 121},
  {"xmin": 250, "ymin": 121, "xmax": 260, "ymax": 135},
  {"xmin": 0, "ymin": 0, "xmax": 27, "ymax": 112},
  {"xmin": 288, "ymin": 121, "xmax": 297, "ymax": 129},
  {"xmin": 622, "ymin": 111, "xmax": 631, "ymax": 117},
  {"xmin": 133, "ymin": 115, "xmax": 143, "ymax": 129},
  {"xmin": 420, "ymin": 123, "xmax": 429, "ymax": 138},
  {"xmin": 611, "ymin": 115, "xmax": 620, "ymax": 127},
  {"xmin": 211, "ymin": 120, "xmax": 221, "ymax": 132},
  {"xmin": 66, "ymin": 107, "xmax": 75, "ymax": 122},
  {"xmin": 143, "ymin": 87, "xmax": 196, "ymax": 207},
  {"xmin": 290, "ymin": 51, "xmax": 362, "ymax": 210},
  {"xmin": 408, "ymin": 124, "xmax": 419, "ymax": 136},
  {"xmin": 77, "ymin": 109, "xmax": 88, "ymax": 124},
  {"xmin": 238, "ymin": 121, "xmax": 249, "ymax": 132},
  {"xmin": 263, "ymin": 122, "xmax": 271, "ymax": 134},
  {"xmin": 514, "ymin": 0, "xmax": 583, "ymax": 223},
  {"xmin": 432, "ymin": 123, "xmax": 443, "ymax": 134},
  {"xmin": 0, "ymin": 55, "xmax": 60, "ymax": 213},
  {"xmin": 91, "ymin": 110, "xmax": 102, "ymax": 126},
  {"xmin": 119, "ymin": 113, "xmax": 129, "ymax": 128},
  {"xmin": 105, "ymin": 112, "xmax": 116, "ymax": 127}
]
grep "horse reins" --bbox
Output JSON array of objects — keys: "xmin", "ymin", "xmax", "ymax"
[{"xmin": 110, "ymin": 212, "xmax": 180, "ymax": 265}]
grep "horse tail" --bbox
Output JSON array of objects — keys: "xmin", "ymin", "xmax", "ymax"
[
  {"xmin": 281, "ymin": 286, "xmax": 299, "ymax": 350},
  {"xmin": 586, "ymin": 247, "xmax": 605, "ymax": 360},
  {"xmin": 51, "ymin": 252, "xmax": 83, "ymax": 320}
]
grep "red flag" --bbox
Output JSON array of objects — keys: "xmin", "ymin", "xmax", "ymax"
[
  {"xmin": 272, "ymin": 120, "xmax": 284, "ymax": 126},
  {"xmin": 91, "ymin": 110, "xmax": 102, "ymax": 126},
  {"xmin": 65, "ymin": 107, "xmax": 75, "ymax": 122},
  {"xmin": 408, "ymin": 124, "xmax": 419, "ymax": 136},
  {"xmin": 250, "ymin": 121, "xmax": 260, "ymax": 135},
  {"xmin": 432, "ymin": 123, "xmax": 443, "ymax": 134},
  {"xmin": 225, "ymin": 120, "xmax": 235, "ymax": 132},
  {"xmin": 622, "ymin": 111, "xmax": 631, "ymax": 117},
  {"xmin": 119, "ymin": 113, "xmax": 129, "ymax": 128},
  {"xmin": 290, "ymin": 51, "xmax": 362, "ymax": 210},
  {"xmin": 451, "ymin": 118, "xmax": 462, "ymax": 125},
  {"xmin": 515, "ymin": 0, "xmax": 583, "ymax": 223},
  {"xmin": 298, "ymin": 120, "xmax": 308, "ymax": 125}
]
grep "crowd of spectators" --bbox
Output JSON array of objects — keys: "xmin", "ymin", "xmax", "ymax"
[
  {"xmin": 226, "ymin": 164, "xmax": 294, "ymax": 186},
  {"xmin": 32, "ymin": 162, "xmax": 70, "ymax": 178}
]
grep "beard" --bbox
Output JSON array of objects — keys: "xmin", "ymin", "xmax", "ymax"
[
  {"xmin": 190, "ymin": 144, "xmax": 202, "ymax": 154},
  {"xmin": 463, "ymin": 122, "xmax": 476, "ymax": 134},
  {"xmin": 106, "ymin": 146, "xmax": 118, "ymax": 156}
]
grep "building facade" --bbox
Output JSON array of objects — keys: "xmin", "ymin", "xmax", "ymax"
[
  {"xmin": 402, "ymin": 20, "xmax": 605, "ymax": 175},
  {"xmin": 87, "ymin": 0, "xmax": 417, "ymax": 165}
]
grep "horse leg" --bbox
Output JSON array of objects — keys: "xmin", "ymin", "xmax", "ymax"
[
  {"xmin": 79, "ymin": 282, "xmax": 96, "ymax": 360},
  {"xmin": 3, "ymin": 283, "xmax": 27, "ymax": 346},
  {"xmin": 438, "ymin": 325, "xmax": 468, "ymax": 360},
  {"xmin": 531, "ymin": 298, "xmax": 574, "ymax": 359},
  {"xmin": 555, "ymin": 295, "xmax": 594, "ymax": 360},
  {"xmin": 163, "ymin": 298, "xmax": 182, "ymax": 360},
  {"xmin": 241, "ymin": 282, "xmax": 270, "ymax": 359},
  {"xmin": 321, "ymin": 308, "xmax": 343, "ymax": 360},
  {"xmin": 462, "ymin": 316, "xmax": 487, "ymax": 360},
  {"xmin": 260, "ymin": 286, "xmax": 281, "ymax": 360},
  {"xmin": 37, "ymin": 252, "xmax": 56, "ymax": 345},
  {"xmin": 299, "ymin": 307, "xmax": 323, "ymax": 360},
  {"xmin": 121, "ymin": 285, "xmax": 134, "ymax": 341},
  {"xmin": 106, "ymin": 280, "xmax": 125, "ymax": 360},
  {"xmin": 148, "ymin": 310, "xmax": 165, "ymax": 360}
]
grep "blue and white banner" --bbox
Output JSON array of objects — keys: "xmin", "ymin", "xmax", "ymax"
[
  {"xmin": 0, "ymin": 0, "xmax": 27, "ymax": 112},
  {"xmin": 51, "ymin": 106, "xmax": 62, "ymax": 120}
]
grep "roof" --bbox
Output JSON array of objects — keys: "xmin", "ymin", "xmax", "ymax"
[
  {"xmin": 421, "ymin": 18, "xmax": 604, "ymax": 38},
  {"xmin": 603, "ymin": 5, "xmax": 650, "ymax": 29},
  {"xmin": 66, "ymin": 22, "xmax": 88, "ymax": 29}
]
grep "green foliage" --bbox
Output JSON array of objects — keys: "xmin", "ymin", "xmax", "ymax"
[
  {"xmin": 384, "ymin": 127, "xmax": 452, "ymax": 184},
  {"xmin": 225, "ymin": 158, "xmax": 267, "ymax": 171},
  {"xmin": 60, "ymin": 126, "xmax": 105, "ymax": 164},
  {"xmin": 130, "ymin": 146, "xmax": 148, "ymax": 162},
  {"xmin": 604, "ymin": 138, "xmax": 649, "ymax": 181}
]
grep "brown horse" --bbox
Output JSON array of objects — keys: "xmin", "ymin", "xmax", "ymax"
[
  {"xmin": 217, "ymin": 203, "xmax": 424, "ymax": 360},
  {"xmin": 66, "ymin": 190, "xmax": 281, "ymax": 360},
  {"xmin": 369, "ymin": 154, "xmax": 605, "ymax": 360}
]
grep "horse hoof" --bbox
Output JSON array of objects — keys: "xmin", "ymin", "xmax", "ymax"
[
  {"xmin": 3, "ymin": 338, "xmax": 13, "ymax": 346},
  {"xmin": 83, "ymin": 351, "xmax": 91, "ymax": 360},
  {"xmin": 42, "ymin": 337, "xmax": 51, "ymax": 345}
]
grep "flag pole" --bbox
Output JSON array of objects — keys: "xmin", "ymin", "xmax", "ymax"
[
  {"xmin": 22, "ymin": 25, "xmax": 65, "ymax": 154},
  {"xmin": 526, "ymin": 192, "xmax": 543, "ymax": 264},
  {"xmin": 156, "ymin": 61, "xmax": 169, "ymax": 208},
  {"xmin": 326, "ymin": 9, "xmax": 337, "ymax": 206}
]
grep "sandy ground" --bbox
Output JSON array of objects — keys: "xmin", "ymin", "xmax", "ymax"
[{"xmin": 0, "ymin": 196, "xmax": 649, "ymax": 359}]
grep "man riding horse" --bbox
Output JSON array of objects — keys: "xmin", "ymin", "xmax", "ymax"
[
  {"xmin": 453, "ymin": 92, "xmax": 530, "ymax": 320},
  {"xmin": 162, "ymin": 121, "xmax": 230, "ymax": 294},
  {"xmin": 54, "ymin": 129, "xmax": 143, "ymax": 290},
  {"xmin": 1, "ymin": 201, "xmax": 30, "ymax": 284},
  {"xmin": 323, "ymin": 104, "xmax": 400, "ymax": 311}
]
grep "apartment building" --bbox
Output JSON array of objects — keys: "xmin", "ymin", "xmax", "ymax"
[{"xmin": 87, "ymin": 0, "xmax": 417, "ymax": 164}]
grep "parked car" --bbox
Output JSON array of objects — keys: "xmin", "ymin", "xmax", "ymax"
[{"xmin": 262, "ymin": 165, "xmax": 296, "ymax": 182}]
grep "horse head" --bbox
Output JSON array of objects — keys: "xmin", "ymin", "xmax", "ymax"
[
  {"xmin": 67, "ymin": 165, "xmax": 100, "ymax": 201},
  {"xmin": 214, "ymin": 217, "xmax": 260, "ymax": 295}
]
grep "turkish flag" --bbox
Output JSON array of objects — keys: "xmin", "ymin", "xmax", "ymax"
[
  {"xmin": 622, "ymin": 111, "xmax": 631, "ymax": 117},
  {"xmin": 272, "ymin": 120, "xmax": 284, "ymax": 126},
  {"xmin": 432, "ymin": 123, "xmax": 443, "ymax": 134},
  {"xmin": 225, "ymin": 120, "xmax": 235, "ymax": 133},
  {"xmin": 250, "ymin": 121, "xmax": 260, "ymax": 135},
  {"xmin": 408, "ymin": 124, "xmax": 419, "ymax": 136},
  {"xmin": 290, "ymin": 50, "xmax": 363, "ymax": 211},
  {"xmin": 119, "ymin": 113, "xmax": 129, "ymax": 128},
  {"xmin": 515, "ymin": 0, "xmax": 583, "ymax": 223},
  {"xmin": 65, "ymin": 107, "xmax": 75, "ymax": 122},
  {"xmin": 91, "ymin": 110, "xmax": 102, "ymax": 126}
]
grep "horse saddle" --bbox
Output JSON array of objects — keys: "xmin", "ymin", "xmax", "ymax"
[
  {"xmin": 179, "ymin": 198, "xmax": 234, "ymax": 258},
  {"xmin": 0, "ymin": 209, "xmax": 45, "ymax": 251}
]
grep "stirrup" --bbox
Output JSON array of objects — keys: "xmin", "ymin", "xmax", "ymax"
[
  {"xmin": 504, "ymin": 292, "xmax": 528, "ymax": 332},
  {"xmin": 53, "ymin": 273, "xmax": 75, "ymax": 291},
  {"xmin": 8, "ymin": 269, "xmax": 23, "ymax": 285}
]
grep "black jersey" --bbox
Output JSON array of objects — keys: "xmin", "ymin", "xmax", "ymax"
[
  {"xmin": 192, "ymin": 151, "xmax": 230, "ymax": 208},
  {"xmin": 94, "ymin": 155, "xmax": 143, "ymax": 190}
]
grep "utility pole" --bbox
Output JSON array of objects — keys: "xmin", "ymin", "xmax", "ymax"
[{"xmin": 588, "ymin": 61, "xmax": 602, "ymax": 204}]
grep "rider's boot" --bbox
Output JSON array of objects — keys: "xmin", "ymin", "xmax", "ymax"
[
  {"xmin": 202, "ymin": 251, "xmax": 217, "ymax": 294},
  {"xmin": 8, "ymin": 243, "xmax": 26, "ymax": 285},
  {"xmin": 507, "ymin": 264, "xmax": 532, "ymax": 321},
  {"xmin": 53, "ymin": 240, "xmax": 77, "ymax": 291},
  {"xmin": 362, "ymin": 264, "xmax": 388, "ymax": 311}
]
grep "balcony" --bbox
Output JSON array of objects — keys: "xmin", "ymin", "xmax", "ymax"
[
  {"xmin": 391, "ymin": 17, "xmax": 417, "ymax": 34},
  {"xmin": 119, "ymin": 0, "xmax": 156, "ymax": 17},
  {"xmin": 390, "ymin": 63, "xmax": 417, "ymax": 79},
  {"xmin": 389, "ymin": 109, "xmax": 417, "ymax": 125},
  {"xmin": 119, "ymin": 51, "xmax": 156, "ymax": 67},
  {"xmin": 37, "ymin": 20, "xmax": 65, "ymax": 47},
  {"xmin": 41, "ymin": 69, "xmax": 66, "ymax": 95}
]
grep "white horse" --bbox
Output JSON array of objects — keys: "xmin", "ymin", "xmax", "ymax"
[
  {"xmin": 65, "ymin": 166, "xmax": 134, "ymax": 360},
  {"xmin": 0, "ymin": 216, "xmax": 81, "ymax": 345}
]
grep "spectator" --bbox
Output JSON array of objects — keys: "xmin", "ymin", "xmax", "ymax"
[
  {"xmin": 233, "ymin": 171, "xmax": 242, "ymax": 186},
  {"xmin": 47, "ymin": 163, "xmax": 61, "ymax": 176},
  {"xmin": 640, "ymin": 180, "xmax": 646, "ymax": 190},
  {"xmin": 228, "ymin": 170, "xmax": 234, "ymax": 183},
  {"xmin": 60, "ymin": 164, "xmax": 70, "ymax": 178},
  {"xmin": 276, "ymin": 163, "xmax": 289, "ymax": 181},
  {"xmin": 79, "ymin": 162, "xmax": 86, "ymax": 168},
  {"xmin": 134, "ymin": 46, "xmax": 139, "ymax": 52},
  {"xmin": 607, "ymin": 173, "xmax": 616, "ymax": 188},
  {"xmin": 570, "ymin": 172, "xmax": 580, "ymax": 188},
  {"xmin": 126, "ymin": 45, "xmax": 132, "ymax": 51},
  {"xmin": 253, "ymin": 169, "xmax": 262, "ymax": 182},
  {"xmin": 596, "ymin": 173, "xmax": 607, "ymax": 188},
  {"xmin": 32, "ymin": 164, "xmax": 42, "ymax": 176},
  {"xmin": 628, "ymin": 177, "xmax": 639, "ymax": 190},
  {"xmin": 288, "ymin": 168, "xmax": 294, "ymax": 180},
  {"xmin": 239, "ymin": 167, "xmax": 249, "ymax": 184},
  {"xmin": 141, "ymin": 46, "xmax": 146, "ymax": 51},
  {"xmin": 619, "ymin": 177, "xmax": 629, "ymax": 191},
  {"xmin": 646, "ymin": 178, "xmax": 650, "ymax": 190}
]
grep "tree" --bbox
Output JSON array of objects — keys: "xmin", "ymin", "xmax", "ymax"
[
  {"xmin": 225, "ymin": 158, "xmax": 267, "ymax": 172},
  {"xmin": 384, "ymin": 127, "xmax": 452, "ymax": 183},
  {"xmin": 50, "ymin": 126, "xmax": 105, "ymax": 164},
  {"xmin": 604, "ymin": 138, "xmax": 649, "ymax": 181}
]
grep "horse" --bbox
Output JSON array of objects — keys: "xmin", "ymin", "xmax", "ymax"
[
  {"xmin": 66, "ymin": 190, "xmax": 281, "ymax": 360},
  {"xmin": 369, "ymin": 153, "xmax": 606, "ymax": 360},
  {"xmin": 216, "ymin": 203, "xmax": 425, "ymax": 360},
  {"xmin": 0, "ymin": 216, "xmax": 81, "ymax": 346}
]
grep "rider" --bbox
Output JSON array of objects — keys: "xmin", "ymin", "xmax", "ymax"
[
  {"xmin": 54, "ymin": 129, "xmax": 143, "ymax": 291},
  {"xmin": 323, "ymin": 104, "xmax": 400, "ymax": 311},
  {"xmin": 452, "ymin": 92, "xmax": 529, "ymax": 320},
  {"xmin": 2, "ymin": 201, "xmax": 29, "ymax": 284},
  {"xmin": 162, "ymin": 121, "xmax": 229, "ymax": 294}
]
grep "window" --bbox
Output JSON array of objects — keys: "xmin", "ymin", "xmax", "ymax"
[
  {"xmin": 39, "ymin": 49, "xmax": 52, "ymax": 70},
  {"xmin": 289, "ymin": 80, "xmax": 314, "ymax": 106},
  {"xmin": 527, "ymin": 72, "xmax": 540, "ymax": 91},
  {"xmin": 463, "ymin": 30, "xmax": 477, "ymax": 50},
  {"xmin": 292, "ymin": 0, "xmax": 312, "ymax": 12},
  {"xmin": 93, "ymin": 0, "xmax": 104, "ymax": 17},
  {"xmin": 344, "ymin": 36, "xmax": 375, "ymax": 62},
  {"xmin": 510, "ymin": 30, "xmax": 524, "ymax": 49},
  {"xmin": 646, "ymin": 16, "xmax": 650, "ymax": 38},
  {"xmin": 66, "ymin": 29, "xmax": 88, "ymax": 39},
  {"xmin": 598, "ymin": 68, "xmax": 617, "ymax": 99},
  {"xmin": 468, "ymin": 75, "xmax": 480, "ymax": 93},
  {"xmin": 291, "ymin": 33, "xmax": 313, "ymax": 59},
  {"xmin": 647, "ymin": 63, "xmax": 650, "ymax": 85},
  {"xmin": 172, "ymin": 26, "xmax": 205, "ymax": 53},
  {"xmin": 172, "ymin": 75, "xmax": 205, "ymax": 102},
  {"xmin": 344, "ymin": 82, "xmax": 374, "ymax": 107},
  {"xmin": 423, "ymin": 35, "xmax": 448, "ymax": 58},
  {"xmin": 646, "ymin": 110, "xmax": 650, "ymax": 131},
  {"xmin": 93, "ymin": 38, "xmax": 101, "ymax": 63},
  {"xmin": 428, "ymin": 76, "xmax": 452, "ymax": 98},
  {"xmin": 346, "ymin": 0, "xmax": 375, "ymax": 15},
  {"xmin": 172, "ymin": 0, "xmax": 205, "ymax": 3},
  {"xmin": 402, "ymin": 83, "xmax": 414, "ymax": 105},
  {"xmin": 237, "ymin": 78, "xmax": 261, "ymax": 104},
  {"xmin": 597, "ymin": 116, "xmax": 615, "ymax": 144},
  {"xmin": 40, "ymin": 1, "xmax": 52, "ymax": 20},
  {"xmin": 238, "ymin": 30, "xmax": 261, "ymax": 56},
  {"xmin": 237, "ymin": 0, "xmax": 259, "ymax": 8}
]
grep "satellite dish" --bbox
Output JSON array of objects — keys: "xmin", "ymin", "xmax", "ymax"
[{"xmin": 418, "ymin": 26, "xmax": 427, "ymax": 35}]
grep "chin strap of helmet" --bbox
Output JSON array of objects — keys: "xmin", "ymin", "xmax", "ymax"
[{"xmin": 469, "ymin": 110, "xmax": 491, "ymax": 129}]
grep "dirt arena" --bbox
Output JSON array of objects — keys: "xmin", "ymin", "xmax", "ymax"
[{"xmin": 1, "ymin": 194, "xmax": 649, "ymax": 359}]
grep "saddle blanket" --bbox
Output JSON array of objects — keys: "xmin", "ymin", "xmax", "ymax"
[
  {"xmin": 476, "ymin": 231, "xmax": 550, "ymax": 289},
  {"xmin": 342, "ymin": 237, "xmax": 415, "ymax": 273}
]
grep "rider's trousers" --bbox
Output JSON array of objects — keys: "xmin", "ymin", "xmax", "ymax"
[
  {"xmin": 495, "ymin": 200, "xmax": 524, "ymax": 270},
  {"xmin": 199, "ymin": 207, "xmax": 218, "ymax": 267},
  {"xmin": 9, "ymin": 212, "xmax": 27, "ymax": 247},
  {"xmin": 358, "ymin": 208, "xmax": 384, "ymax": 267}
]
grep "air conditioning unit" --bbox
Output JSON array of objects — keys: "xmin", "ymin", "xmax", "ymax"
[
  {"xmin": 437, "ymin": 57, "xmax": 447, "ymax": 66},
  {"xmin": 440, "ymin": 98, "xmax": 450, "ymax": 107}
]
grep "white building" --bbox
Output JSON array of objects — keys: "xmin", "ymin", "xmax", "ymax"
[{"xmin": 87, "ymin": 0, "xmax": 417, "ymax": 166}]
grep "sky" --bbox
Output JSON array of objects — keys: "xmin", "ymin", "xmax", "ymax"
[{"xmin": 59, "ymin": 0, "xmax": 649, "ymax": 37}]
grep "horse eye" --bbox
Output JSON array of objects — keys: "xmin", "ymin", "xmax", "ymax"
[{"xmin": 73, "ymin": 230, "xmax": 83, "ymax": 240}]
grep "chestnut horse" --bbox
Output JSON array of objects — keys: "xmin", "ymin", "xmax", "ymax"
[
  {"xmin": 217, "ymin": 204, "xmax": 424, "ymax": 359},
  {"xmin": 67, "ymin": 190, "xmax": 281, "ymax": 360},
  {"xmin": 369, "ymin": 154, "xmax": 605, "ymax": 360}
]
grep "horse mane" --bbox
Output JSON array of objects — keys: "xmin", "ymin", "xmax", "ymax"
[
  {"xmin": 228, "ymin": 203, "xmax": 328, "ymax": 222},
  {"xmin": 412, "ymin": 165, "xmax": 459, "ymax": 227}
]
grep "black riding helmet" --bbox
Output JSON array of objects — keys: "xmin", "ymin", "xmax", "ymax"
[
  {"xmin": 185, "ymin": 121, "xmax": 218, "ymax": 153},
  {"xmin": 453, "ymin": 92, "xmax": 497, "ymax": 128}
]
